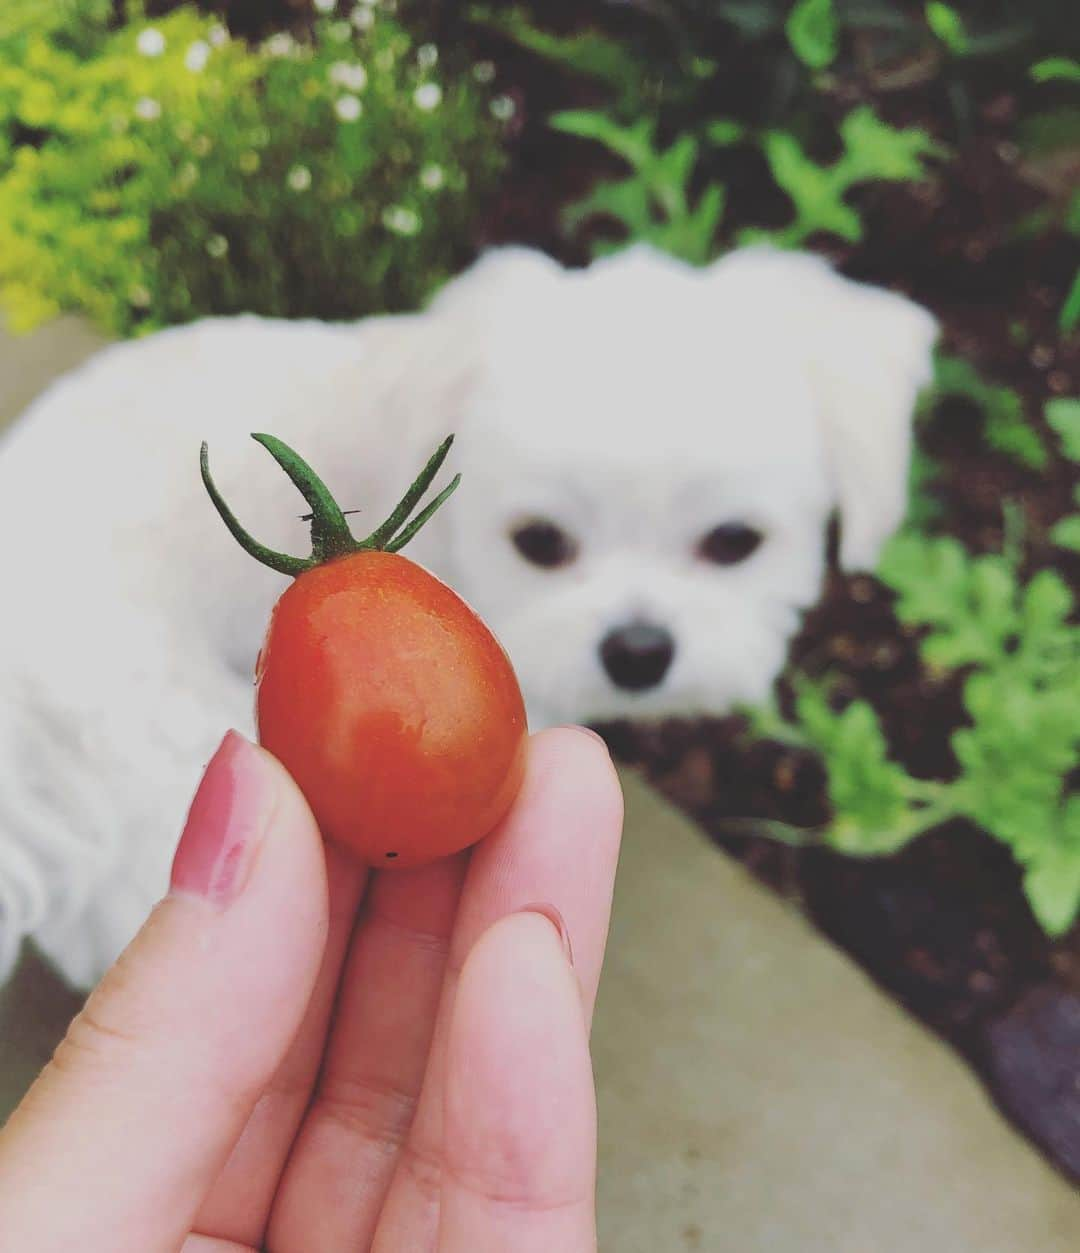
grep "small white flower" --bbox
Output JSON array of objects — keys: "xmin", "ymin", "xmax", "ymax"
[
  {"xmin": 128, "ymin": 284, "xmax": 152, "ymax": 308},
  {"xmin": 185, "ymin": 40, "xmax": 210, "ymax": 72},
  {"xmin": 208, "ymin": 23, "xmax": 229, "ymax": 48},
  {"xmin": 206, "ymin": 234, "xmax": 229, "ymax": 259},
  {"xmin": 134, "ymin": 97, "xmax": 162, "ymax": 121},
  {"xmin": 287, "ymin": 163, "xmax": 313, "ymax": 191},
  {"xmin": 136, "ymin": 27, "xmax": 166, "ymax": 57},
  {"xmin": 416, "ymin": 43, "xmax": 438, "ymax": 70},
  {"xmin": 472, "ymin": 59, "xmax": 495, "ymax": 84},
  {"xmin": 413, "ymin": 82, "xmax": 442, "ymax": 111},
  {"xmin": 382, "ymin": 204, "xmax": 421, "ymax": 236},
  {"xmin": 419, "ymin": 162, "xmax": 445, "ymax": 191},
  {"xmin": 313, "ymin": 0, "xmax": 337, "ymax": 11},
  {"xmin": 329, "ymin": 61, "xmax": 367, "ymax": 91},
  {"xmin": 176, "ymin": 161, "xmax": 199, "ymax": 190},
  {"xmin": 335, "ymin": 94, "xmax": 363, "ymax": 121},
  {"xmin": 264, "ymin": 32, "xmax": 296, "ymax": 57},
  {"xmin": 490, "ymin": 93, "xmax": 515, "ymax": 122},
  {"xmin": 351, "ymin": 6, "xmax": 374, "ymax": 30}
]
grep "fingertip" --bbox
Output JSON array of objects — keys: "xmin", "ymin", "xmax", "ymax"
[{"xmin": 528, "ymin": 726, "xmax": 624, "ymax": 835}]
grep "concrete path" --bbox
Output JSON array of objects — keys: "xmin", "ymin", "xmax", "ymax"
[
  {"xmin": 596, "ymin": 771, "xmax": 1080, "ymax": 1251},
  {"xmin": 2, "ymin": 321, "xmax": 1079, "ymax": 1249},
  {"xmin": 0, "ymin": 316, "xmax": 105, "ymax": 429}
]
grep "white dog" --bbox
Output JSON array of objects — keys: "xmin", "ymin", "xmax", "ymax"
[{"xmin": 0, "ymin": 245, "xmax": 936, "ymax": 988}]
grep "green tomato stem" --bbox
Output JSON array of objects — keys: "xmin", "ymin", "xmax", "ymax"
[{"xmin": 200, "ymin": 432, "xmax": 460, "ymax": 576}]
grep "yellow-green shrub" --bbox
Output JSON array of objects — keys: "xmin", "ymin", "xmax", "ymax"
[{"xmin": 0, "ymin": 3, "xmax": 505, "ymax": 334}]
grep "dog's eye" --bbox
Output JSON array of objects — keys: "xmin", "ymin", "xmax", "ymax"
[
  {"xmin": 510, "ymin": 519, "xmax": 577, "ymax": 569},
  {"xmin": 698, "ymin": 522, "xmax": 763, "ymax": 566}
]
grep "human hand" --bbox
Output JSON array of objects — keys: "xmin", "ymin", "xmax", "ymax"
[{"xmin": 0, "ymin": 726, "xmax": 623, "ymax": 1252}]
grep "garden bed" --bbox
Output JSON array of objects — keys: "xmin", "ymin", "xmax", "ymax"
[{"xmin": 475, "ymin": 26, "xmax": 1080, "ymax": 1180}]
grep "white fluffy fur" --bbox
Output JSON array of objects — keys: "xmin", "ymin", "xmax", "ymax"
[{"xmin": 0, "ymin": 246, "xmax": 936, "ymax": 987}]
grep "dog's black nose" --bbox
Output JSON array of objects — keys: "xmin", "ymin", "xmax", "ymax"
[{"xmin": 600, "ymin": 621, "xmax": 675, "ymax": 692}]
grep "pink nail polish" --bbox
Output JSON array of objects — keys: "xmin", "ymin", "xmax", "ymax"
[
  {"xmin": 169, "ymin": 731, "xmax": 273, "ymax": 907},
  {"xmin": 521, "ymin": 902, "xmax": 575, "ymax": 967}
]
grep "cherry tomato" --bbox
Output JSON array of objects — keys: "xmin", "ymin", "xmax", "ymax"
[
  {"xmin": 257, "ymin": 551, "xmax": 526, "ymax": 866},
  {"xmin": 202, "ymin": 433, "xmax": 527, "ymax": 868}
]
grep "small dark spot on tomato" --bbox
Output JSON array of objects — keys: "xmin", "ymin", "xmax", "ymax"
[{"xmin": 385, "ymin": 851, "xmax": 399, "ymax": 859}]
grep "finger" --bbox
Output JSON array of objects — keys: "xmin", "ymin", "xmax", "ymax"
[
  {"xmin": 267, "ymin": 854, "xmax": 466, "ymax": 1251},
  {"xmin": 375, "ymin": 727, "xmax": 623, "ymax": 1251},
  {"xmin": 0, "ymin": 733, "xmax": 329, "ymax": 1253},
  {"xmin": 191, "ymin": 840, "xmax": 368, "ymax": 1247},
  {"xmin": 438, "ymin": 912, "xmax": 596, "ymax": 1253}
]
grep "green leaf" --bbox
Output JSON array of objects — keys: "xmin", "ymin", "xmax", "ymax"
[
  {"xmin": 549, "ymin": 111, "xmax": 656, "ymax": 168},
  {"xmin": 795, "ymin": 686, "xmax": 942, "ymax": 855},
  {"xmin": 1021, "ymin": 801, "xmax": 1080, "ymax": 936},
  {"xmin": 932, "ymin": 355, "xmax": 1047, "ymax": 469},
  {"xmin": 1031, "ymin": 57, "xmax": 1080, "ymax": 84},
  {"xmin": 1047, "ymin": 398, "xmax": 1080, "ymax": 463},
  {"xmin": 1051, "ymin": 513, "xmax": 1080, "ymax": 553},
  {"xmin": 1060, "ymin": 268, "xmax": 1080, "ymax": 335},
  {"xmin": 761, "ymin": 129, "xmax": 862, "ymax": 243},
  {"xmin": 1025, "ymin": 850, "xmax": 1080, "ymax": 936},
  {"xmin": 705, "ymin": 119, "xmax": 748, "ymax": 146},
  {"xmin": 925, "ymin": 2, "xmax": 968, "ymax": 55},
  {"xmin": 469, "ymin": 8, "xmax": 645, "ymax": 108},
  {"xmin": 560, "ymin": 177, "xmax": 653, "ymax": 237},
  {"xmin": 785, "ymin": 0, "xmax": 838, "ymax": 71},
  {"xmin": 654, "ymin": 182, "xmax": 725, "ymax": 266}
]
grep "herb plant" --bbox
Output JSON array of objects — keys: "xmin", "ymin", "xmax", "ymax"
[
  {"xmin": 0, "ymin": 3, "xmax": 505, "ymax": 334},
  {"xmin": 763, "ymin": 528, "xmax": 1080, "ymax": 936}
]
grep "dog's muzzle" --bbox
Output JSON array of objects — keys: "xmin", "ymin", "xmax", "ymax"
[{"xmin": 599, "ymin": 620, "xmax": 675, "ymax": 692}]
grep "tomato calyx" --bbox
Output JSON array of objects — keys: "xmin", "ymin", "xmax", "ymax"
[{"xmin": 200, "ymin": 433, "xmax": 460, "ymax": 577}]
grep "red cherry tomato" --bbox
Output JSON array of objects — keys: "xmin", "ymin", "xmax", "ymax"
[
  {"xmin": 256, "ymin": 550, "xmax": 526, "ymax": 866},
  {"xmin": 202, "ymin": 432, "xmax": 527, "ymax": 868}
]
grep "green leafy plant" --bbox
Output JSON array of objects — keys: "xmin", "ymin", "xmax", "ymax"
[
  {"xmin": 0, "ymin": 3, "xmax": 505, "ymax": 335},
  {"xmin": 763, "ymin": 530, "xmax": 1080, "ymax": 936},
  {"xmin": 550, "ymin": 100, "xmax": 938, "ymax": 260},
  {"xmin": 931, "ymin": 355, "xmax": 1048, "ymax": 469},
  {"xmin": 1048, "ymin": 397, "xmax": 1080, "ymax": 552},
  {"xmin": 550, "ymin": 111, "xmax": 725, "ymax": 263},
  {"xmin": 750, "ymin": 106, "xmax": 942, "ymax": 246}
]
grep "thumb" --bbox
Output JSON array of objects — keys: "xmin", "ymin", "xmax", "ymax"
[{"xmin": 0, "ymin": 732, "xmax": 329, "ymax": 1253}]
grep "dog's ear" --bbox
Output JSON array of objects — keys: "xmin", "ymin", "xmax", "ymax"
[
  {"xmin": 708, "ymin": 248, "xmax": 938, "ymax": 570},
  {"xmin": 355, "ymin": 247, "xmax": 564, "ymax": 442},
  {"xmin": 347, "ymin": 248, "xmax": 566, "ymax": 516},
  {"xmin": 426, "ymin": 245, "xmax": 564, "ymax": 320}
]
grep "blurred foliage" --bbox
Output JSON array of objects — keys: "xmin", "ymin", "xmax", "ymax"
[
  {"xmin": 1047, "ymin": 398, "xmax": 1080, "ymax": 553},
  {"xmin": 931, "ymin": 355, "xmax": 1047, "ymax": 469},
  {"xmin": 752, "ymin": 393, "xmax": 1080, "ymax": 936},
  {"xmin": 0, "ymin": 1, "xmax": 505, "ymax": 334},
  {"xmin": 472, "ymin": 0, "xmax": 1077, "ymax": 261}
]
